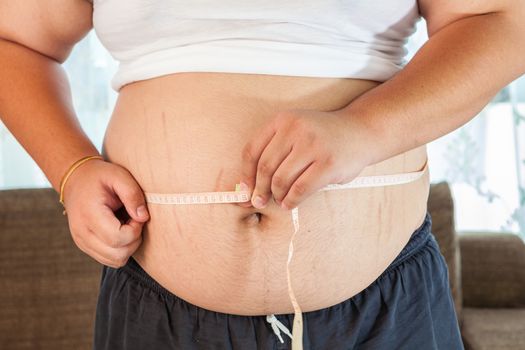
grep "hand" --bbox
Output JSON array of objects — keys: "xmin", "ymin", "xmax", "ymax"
[
  {"xmin": 237, "ymin": 109, "xmax": 371, "ymax": 210},
  {"xmin": 62, "ymin": 158, "xmax": 150, "ymax": 268}
]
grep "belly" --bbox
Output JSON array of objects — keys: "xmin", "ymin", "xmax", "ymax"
[{"xmin": 101, "ymin": 72, "xmax": 429, "ymax": 316}]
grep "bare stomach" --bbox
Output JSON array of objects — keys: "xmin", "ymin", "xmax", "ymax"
[{"xmin": 101, "ymin": 72, "xmax": 430, "ymax": 316}]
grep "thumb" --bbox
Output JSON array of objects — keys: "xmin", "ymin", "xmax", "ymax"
[{"xmin": 111, "ymin": 173, "xmax": 150, "ymax": 222}]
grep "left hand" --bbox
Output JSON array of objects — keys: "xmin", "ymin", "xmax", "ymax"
[{"xmin": 237, "ymin": 108, "xmax": 372, "ymax": 210}]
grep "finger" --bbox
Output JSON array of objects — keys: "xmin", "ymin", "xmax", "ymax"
[
  {"xmin": 239, "ymin": 121, "xmax": 278, "ymax": 197},
  {"xmin": 280, "ymin": 161, "xmax": 329, "ymax": 211},
  {"xmin": 90, "ymin": 204, "xmax": 144, "ymax": 248},
  {"xmin": 84, "ymin": 226, "xmax": 142, "ymax": 268},
  {"xmin": 251, "ymin": 131, "xmax": 293, "ymax": 209},
  {"xmin": 72, "ymin": 225, "xmax": 140, "ymax": 269},
  {"xmin": 271, "ymin": 148, "xmax": 314, "ymax": 206},
  {"xmin": 111, "ymin": 171, "xmax": 150, "ymax": 222}
]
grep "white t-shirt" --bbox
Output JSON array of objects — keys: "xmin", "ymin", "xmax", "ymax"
[{"xmin": 92, "ymin": 0, "xmax": 421, "ymax": 91}]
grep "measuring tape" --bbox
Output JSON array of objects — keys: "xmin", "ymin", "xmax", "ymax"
[{"xmin": 143, "ymin": 158, "xmax": 429, "ymax": 350}]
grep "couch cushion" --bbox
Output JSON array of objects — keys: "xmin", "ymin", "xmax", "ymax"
[
  {"xmin": 0, "ymin": 188, "xmax": 102, "ymax": 350},
  {"xmin": 428, "ymin": 181, "xmax": 463, "ymax": 322},
  {"xmin": 461, "ymin": 307, "xmax": 525, "ymax": 350},
  {"xmin": 460, "ymin": 232, "xmax": 525, "ymax": 308}
]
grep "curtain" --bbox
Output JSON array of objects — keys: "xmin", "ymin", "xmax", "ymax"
[{"xmin": 1, "ymin": 19, "xmax": 524, "ymax": 236}]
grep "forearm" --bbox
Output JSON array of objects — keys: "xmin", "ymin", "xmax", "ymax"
[
  {"xmin": 0, "ymin": 38, "xmax": 100, "ymax": 193},
  {"xmin": 339, "ymin": 11, "xmax": 525, "ymax": 168}
]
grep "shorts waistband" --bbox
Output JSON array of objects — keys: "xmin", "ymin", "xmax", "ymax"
[
  {"xmin": 383, "ymin": 211, "xmax": 432, "ymax": 275},
  {"xmin": 122, "ymin": 256, "xmax": 176, "ymax": 300}
]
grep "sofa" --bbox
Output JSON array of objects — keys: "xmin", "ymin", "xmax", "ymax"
[
  {"xmin": 0, "ymin": 181, "xmax": 524, "ymax": 349},
  {"xmin": 427, "ymin": 182, "xmax": 525, "ymax": 350}
]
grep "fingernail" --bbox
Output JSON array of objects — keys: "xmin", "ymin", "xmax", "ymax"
[
  {"xmin": 253, "ymin": 195, "xmax": 265, "ymax": 209},
  {"xmin": 239, "ymin": 182, "xmax": 249, "ymax": 191},
  {"xmin": 136, "ymin": 205, "xmax": 148, "ymax": 218}
]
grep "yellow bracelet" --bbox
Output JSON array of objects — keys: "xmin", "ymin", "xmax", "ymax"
[{"xmin": 59, "ymin": 155, "xmax": 104, "ymax": 215}]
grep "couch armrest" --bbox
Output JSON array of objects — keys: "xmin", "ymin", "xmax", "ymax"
[{"xmin": 459, "ymin": 232, "xmax": 525, "ymax": 308}]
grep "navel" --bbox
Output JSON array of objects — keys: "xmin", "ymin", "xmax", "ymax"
[{"xmin": 241, "ymin": 212, "xmax": 263, "ymax": 226}]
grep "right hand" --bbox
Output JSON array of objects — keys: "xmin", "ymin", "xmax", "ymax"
[{"xmin": 61, "ymin": 158, "xmax": 150, "ymax": 268}]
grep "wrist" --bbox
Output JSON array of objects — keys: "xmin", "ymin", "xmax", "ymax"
[
  {"xmin": 58, "ymin": 154, "xmax": 104, "ymax": 215},
  {"xmin": 333, "ymin": 108, "xmax": 384, "ymax": 169},
  {"xmin": 49, "ymin": 148, "xmax": 101, "ymax": 193}
]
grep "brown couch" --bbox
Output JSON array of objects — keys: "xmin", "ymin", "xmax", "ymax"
[
  {"xmin": 427, "ymin": 182, "xmax": 525, "ymax": 350},
  {"xmin": 1, "ymin": 182, "xmax": 524, "ymax": 349}
]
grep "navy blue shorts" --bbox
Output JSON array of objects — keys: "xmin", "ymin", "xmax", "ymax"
[{"xmin": 92, "ymin": 211, "xmax": 464, "ymax": 350}]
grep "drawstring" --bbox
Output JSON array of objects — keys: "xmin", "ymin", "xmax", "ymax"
[{"xmin": 266, "ymin": 314, "xmax": 294, "ymax": 343}]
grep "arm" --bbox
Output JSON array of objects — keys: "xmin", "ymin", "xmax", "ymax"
[
  {"xmin": 337, "ymin": 0, "xmax": 525, "ymax": 168},
  {"xmin": 0, "ymin": 0, "xmax": 97, "ymax": 193}
]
